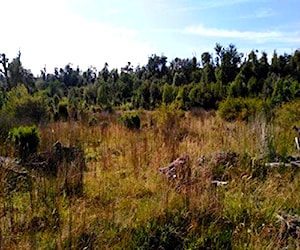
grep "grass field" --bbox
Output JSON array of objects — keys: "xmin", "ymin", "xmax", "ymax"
[{"xmin": 1, "ymin": 108, "xmax": 300, "ymax": 249}]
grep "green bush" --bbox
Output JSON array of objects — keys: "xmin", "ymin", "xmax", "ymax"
[
  {"xmin": 3, "ymin": 85, "xmax": 48, "ymax": 124},
  {"xmin": 15, "ymin": 96, "xmax": 48, "ymax": 124},
  {"xmin": 57, "ymin": 101, "xmax": 69, "ymax": 121},
  {"xmin": 218, "ymin": 97, "xmax": 268, "ymax": 122},
  {"xmin": 274, "ymin": 100, "xmax": 300, "ymax": 129},
  {"xmin": 162, "ymin": 83, "xmax": 177, "ymax": 105},
  {"xmin": 9, "ymin": 125, "xmax": 40, "ymax": 161},
  {"xmin": 120, "ymin": 112, "xmax": 141, "ymax": 129}
]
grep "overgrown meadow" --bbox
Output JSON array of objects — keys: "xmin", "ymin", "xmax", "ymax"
[{"xmin": 1, "ymin": 101, "xmax": 300, "ymax": 249}]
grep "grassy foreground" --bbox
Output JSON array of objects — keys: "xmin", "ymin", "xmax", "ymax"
[{"xmin": 1, "ymin": 109, "xmax": 300, "ymax": 249}]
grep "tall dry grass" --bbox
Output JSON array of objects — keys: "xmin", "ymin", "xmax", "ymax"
[{"xmin": 0, "ymin": 109, "xmax": 299, "ymax": 249}]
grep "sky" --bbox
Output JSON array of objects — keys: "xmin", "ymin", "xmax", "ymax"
[{"xmin": 1, "ymin": 0, "xmax": 300, "ymax": 75}]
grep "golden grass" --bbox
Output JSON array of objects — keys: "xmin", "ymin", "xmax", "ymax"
[{"xmin": 1, "ymin": 110, "xmax": 300, "ymax": 249}]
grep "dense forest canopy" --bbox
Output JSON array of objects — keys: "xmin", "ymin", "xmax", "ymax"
[{"xmin": 0, "ymin": 44, "xmax": 300, "ymax": 117}]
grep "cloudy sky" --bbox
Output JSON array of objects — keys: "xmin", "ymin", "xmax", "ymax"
[{"xmin": 1, "ymin": 0, "xmax": 300, "ymax": 75}]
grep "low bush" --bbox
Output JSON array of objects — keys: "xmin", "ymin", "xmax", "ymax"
[
  {"xmin": 3, "ymin": 85, "xmax": 48, "ymax": 124},
  {"xmin": 57, "ymin": 101, "xmax": 69, "ymax": 121},
  {"xmin": 274, "ymin": 100, "xmax": 300, "ymax": 129},
  {"xmin": 9, "ymin": 125, "xmax": 40, "ymax": 161},
  {"xmin": 218, "ymin": 97, "xmax": 268, "ymax": 122},
  {"xmin": 120, "ymin": 112, "xmax": 141, "ymax": 129}
]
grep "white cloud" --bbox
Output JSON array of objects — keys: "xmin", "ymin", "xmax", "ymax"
[
  {"xmin": 0, "ymin": 0, "xmax": 157, "ymax": 75},
  {"xmin": 185, "ymin": 24, "xmax": 300, "ymax": 44}
]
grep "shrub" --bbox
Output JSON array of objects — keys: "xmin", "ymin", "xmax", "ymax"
[
  {"xmin": 189, "ymin": 85, "xmax": 215, "ymax": 109},
  {"xmin": 120, "ymin": 112, "xmax": 141, "ymax": 129},
  {"xmin": 162, "ymin": 83, "xmax": 176, "ymax": 105},
  {"xmin": 218, "ymin": 97, "xmax": 268, "ymax": 122},
  {"xmin": 3, "ymin": 85, "xmax": 48, "ymax": 124},
  {"xmin": 274, "ymin": 100, "xmax": 300, "ymax": 129},
  {"xmin": 14, "ymin": 96, "xmax": 48, "ymax": 124},
  {"xmin": 218, "ymin": 98, "xmax": 244, "ymax": 121},
  {"xmin": 57, "ymin": 101, "xmax": 69, "ymax": 121},
  {"xmin": 9, "ymin": 125, "xmax": 40, "ymax": 161}
]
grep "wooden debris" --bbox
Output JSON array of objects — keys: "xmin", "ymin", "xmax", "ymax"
[
  {"xmin": 265, "ymin": 127, "xmax": 300, "ymax": 169},
  {"xmin": 293, "ymin": 125, "xmax": 300, "ymax": 151},
  {"xmin": 265, "ymin": 162, "xmax": 292, "ymax": 167},
  {"xmin": 197, "ymin": 151, "xmax": 239, "ymax": 181},
  {"xmin": 159, "ymin": 155, "xmax": 190, "ymax": 180},
  {"xmin": 291, "ymin": 161, "xmax": 300, "ymax": 167},
  {"xmin": 197, "ymin": 151, "xmax": 238, "ymax": 169},
  {"xmin": 0, "ymin": 156, "xmax": 30, "ymax": 192},
  {"xmin": 277, "ymin": 213, "xmax": 300, "ymax": 241},
  {"xmin": 211, "ymin": 180, "xmax": 228, "ymax": 186},
  {"xmin": 295, "ymin": 137, "xmax": 300, "ymax": 151},
  {"xmin": 0, "ymin": 156, "xmax": 27, "ymax": 175},
  {"xmin": 265, "ymin": 161, "xmax": 300, "ymax": 168}
]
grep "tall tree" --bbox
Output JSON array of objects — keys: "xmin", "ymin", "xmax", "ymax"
[
  {"xmin": 100, "ymin": 62, "xmax": 110, "ymax": 82},
  {"xmin": 214, "ymin": 44, "xmax": 243, "ymax": 85},
  {"xmin": 257, "ymin": 52, "xmax": 269, "ymax": 80},
  {"xmin": 82, "ymin": 66, "xmax": 97, "ymax": 85},
  {"xmin": 0, "ymin": 53, "xmax": 10, "ymax": 89},
  {"xmin": 270, "ymin": 50, "xmax": 280, "ymax": 75},
  {"xmin": 292, "ymin": 50, "xmax": 300, "ymax": 81},
  {"xmin": 146, "ymin": 54, "xmax": 168, "ymax": 79},
  {"xmin": 7, "ymin": 51, "xmax": 35, "ymax": 92},
  {"xmin": 8, "ymin": 51, "xmax": 23, "ymax": 88},
  {"xmin": 121, "ymin": 62, "xmax": 134, "ymax": 74},
  {"xmin": 201, "ymin": 52, "xmax": 215, "ymax": 84}
]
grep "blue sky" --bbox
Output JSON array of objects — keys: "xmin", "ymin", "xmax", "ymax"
[{"xmin": 1, "ymin": 0, "xmax": 300, "ymax": 75}]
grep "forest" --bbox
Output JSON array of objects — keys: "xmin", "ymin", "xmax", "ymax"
[
  {"xmin": 1, "ymin": 44, "xmax": 300, "ymax": 249},
  {"xmin": 0, "ymin": 43, "xmax": 300, "ymax": 122}
]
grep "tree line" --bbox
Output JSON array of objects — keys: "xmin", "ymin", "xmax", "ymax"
[{"xmin": 1, "ymin": 44, "xmax": 300, "ymax": 117}]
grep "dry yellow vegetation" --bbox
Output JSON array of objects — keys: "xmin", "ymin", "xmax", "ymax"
[{"xmin": 1, "ymin": 108, "xmax": 300, "ymax": 249}]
